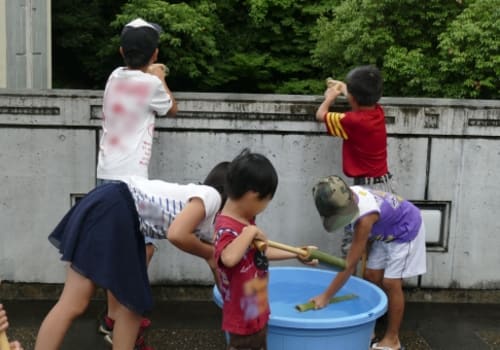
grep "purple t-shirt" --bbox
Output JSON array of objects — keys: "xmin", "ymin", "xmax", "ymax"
[{"xmin": 350, "ymin": 186, "xmax": 422, "ymax": 243}]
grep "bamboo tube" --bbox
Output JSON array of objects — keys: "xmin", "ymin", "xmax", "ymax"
[
  {"xmin": 295, "ymin": 294, "xmax": 358, "ymax": 312},
  {"xmin": 326, "ymin": 77, "xmax": 337, "ymax": 88},
  {"xmin": 254, "ymin": 239, "xmax": 346, "ymax": 270},
  {"xmin": 0, "ymin": 331, "xmax": 9, "ymax": 350}
]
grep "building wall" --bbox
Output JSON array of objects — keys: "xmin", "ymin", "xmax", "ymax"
[
  {"xmin": 1, "ymin": 0, "xmax": 51, "ymax": 88},
  {"xmin": 0, "ymin": 0, "xmax": 6, "ymax": 87},
  {"xmin": 0, "ymin": 90, "xmax": 499, "ymax": 289}
]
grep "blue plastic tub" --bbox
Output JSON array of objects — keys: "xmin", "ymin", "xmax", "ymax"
[{"xmin": 213, "ymin": 266, "xmax": 388, "ymax": 350}]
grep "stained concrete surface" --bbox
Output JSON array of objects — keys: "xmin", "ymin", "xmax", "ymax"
[{"xmin": 2, "ymin": 300, "xmax": 500, "ymax": 350}]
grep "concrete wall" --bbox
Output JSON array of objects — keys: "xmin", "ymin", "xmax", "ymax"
[{"xmin": 0, "ymin": 89, "xmax": 499, "ymax": 289}]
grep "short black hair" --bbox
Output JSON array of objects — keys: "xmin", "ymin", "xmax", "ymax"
[
  {"xmin": 203, "ymin": 161, "xmax": 231, "ymax": 210},
  {"xmin": 122, "ymin": 50, "xmax": 155, "ymax": 69},
  {"xmin": 346, "ymin": 65, "xmax": 383, "ymax": 106},
  {"xmin": 120, "ymin": 20, "xmax": 161, "ymax": 69},
  {"xmin": 225, "ymin": 149, "xmax": 278, "ymax": 200}
]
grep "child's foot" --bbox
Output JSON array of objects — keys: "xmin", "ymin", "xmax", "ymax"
[
  {"xmin": 371, "ymin": 341, "xmax": 404, "ymax": 350},
  {"xmin": 98, "ymin": 315, "xmax": 114, "ymax": 335},
  {"xmin": 104, "ymin": 333, "xmax": 154, "ymax": 350},
  {"xmin": 370, "ymin": 334, "xmax": 380, "ymax": 346},
  {"xmin": 98, "ymin": 315, "xmax": 152, "ymax": 336}
]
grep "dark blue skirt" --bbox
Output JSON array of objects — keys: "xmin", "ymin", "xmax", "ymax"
[{"xmin": 48, "ymin": 182, "xmax": 152, "ymax": 315}]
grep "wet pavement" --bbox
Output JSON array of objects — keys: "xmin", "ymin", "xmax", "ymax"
[{"xmin": 2, "ymin": 297, "xmax": 500, "ymax": 350}]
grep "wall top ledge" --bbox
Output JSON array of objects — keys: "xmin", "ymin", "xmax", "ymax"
[{"xmin": 0, "ymin": 88, "xmax": 499, "ymax": 109}]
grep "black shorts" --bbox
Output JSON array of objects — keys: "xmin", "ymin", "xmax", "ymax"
[{"xmin": 227, "ymin": 326, "xmax": 267, "ymax": 350}]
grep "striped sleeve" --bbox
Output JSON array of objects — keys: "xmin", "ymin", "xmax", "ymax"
[{"xmin": 324, "ymin": 112, "xmax": 348, "ymax": 139}]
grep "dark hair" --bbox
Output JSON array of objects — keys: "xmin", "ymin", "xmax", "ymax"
[
  {"xmin": 225, "ymin": 149, "xmax": 278, "ymax": 200},
  {"xmin": 346, "ymin": 65, "xmax": 383, "ymax": 106},
  {"xmin": 120, "ymin": 24, "xmax": 160, "ymax": 69},
  {"xmin": 203, "ymin": 161, "xmax": 231, "ymax": 210},
  {"xmin": 122, "ymin": 50, "xmax": 154, "ymax": 69}
]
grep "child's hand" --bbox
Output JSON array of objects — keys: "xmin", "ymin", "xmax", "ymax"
[
  {"xmin": 0, "ymin": 304, "xmax": 8, "ymax": 332},
  {"xmin": 245, "ymin": 225, "xmax": 267, "ymax": 242},
  {"xmin": 147, "ymin": 63, "xmax": 168, "ymax": 79},
  {"xmin": 10, "ymin": 341, "xmax": 23, "ymax": 350},
  {"xmin": 297, "ymin": 246, "xmax": 319, "ymax": 266},
  {"xmin": 324, "ymin": 87, "xmax": 340, "ymax": 100},
  {"xmin": 325, "ymin": 79, "xmax": 347, "ymax": 97},
  {"xmin": 0, "ymin": 305, "xmax": 23, "ymax": 349},
  {"xmin": 310, "ymin": 293, "xmax": 330, "ymax": 309},
  {"xmin": 243, "ymin": 225, "xmax": 268, "ymax": 250}
]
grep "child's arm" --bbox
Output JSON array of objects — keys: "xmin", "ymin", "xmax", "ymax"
[
  {"xmin": 220, "ymin": 225, "xmax": 267, "ymax": 268},
  {"xmin": 148, "ymin": 63, "xmax": 178, "ymax": 117},
  {"xmin": 167, "ymin": 198, "xmax": 213, "ymax": 261},
  {"xmin": 310, "ymin": 213, "xmax": 378, "ymax": 309},
  {"xmin": 315, "ymin": 83, "xmax": 346, "ymax": 122}
]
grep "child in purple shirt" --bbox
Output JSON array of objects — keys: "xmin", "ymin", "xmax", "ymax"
[{"xmin": 310, "ymin": 175, "xmax": 426, "ymax": 350}]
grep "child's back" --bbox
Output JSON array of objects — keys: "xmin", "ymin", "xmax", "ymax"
[
  {"xmin": 330, "ymin": 104, "xmax": 387, "ymax": 178},
  {"xmin": 316, "ymin": 65, "xmax": 394, "ymax": 256},
  {"xmin": 97, "ymin": 18, "xmax": 177, "ymax": 182},
  {"xmin": 316, "ymin": 65, "xmax": 390, "ymax": 182}
]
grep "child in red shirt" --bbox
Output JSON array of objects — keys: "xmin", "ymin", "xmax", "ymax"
[
  {"xmin": 316, "ymin": 65, "xmax": 396, "ymax": 255},
  {"xmin": 214, "ymin": 149, "xmax": 308, "ymax": 350}
]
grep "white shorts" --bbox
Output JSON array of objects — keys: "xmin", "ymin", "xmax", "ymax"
[{"xmin": 366, "ymin": 223, "xmax": 427, "ymax": 279}]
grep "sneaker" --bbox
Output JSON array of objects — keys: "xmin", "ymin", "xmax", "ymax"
[
  {"xmin": 98, "ymin": 315, "xmax": 114, "ymax": 336},
  {"xmin": 99, "ymin": 314, "xmax": 152, "ymax": 336},
  {"xmin": 104, "ymin": 333, "xmax": 153, "ymax": 350},
  {"xmin": 104, "ymin": 333, "xmax": 113, "ymax": 346}
]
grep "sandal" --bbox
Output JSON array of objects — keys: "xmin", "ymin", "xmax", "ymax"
[
  {"xmin": 371, "ymin": 342, "xmax": 406, "ymax": 350},
  {"xmin": 370, "ymin": 336, "xmax": 380, "ymax": 346}
]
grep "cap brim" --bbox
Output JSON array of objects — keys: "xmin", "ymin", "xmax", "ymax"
[
  {"xmin": 322, "ymin": 202, "xmax": 359, "ymax": 232},
  {"xmin": 149, "ymin": 22, "xmax": 163, "ymax": 34}
]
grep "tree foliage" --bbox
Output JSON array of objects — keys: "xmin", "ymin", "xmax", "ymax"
[
  {"xmin": 311, "ymin": 0, "xmax": 468, "ymax": 97},
  {"xmin": 52, "ymin": 0, "xmax": 499, "ymax": 98},
  {"xmin": 103, "ymin": 0, "xmax": 222, "ymax": 91},
  {"xmin": 52, "ymin": 0, "xmax": 127, "ymax": 88},
  {"xmin": 437, "ymin": 0, "xmax": 500, "ymax": 98},
  {"xmin": 206, "ymin": 0, "xmax": 333, "ymax": 93}
]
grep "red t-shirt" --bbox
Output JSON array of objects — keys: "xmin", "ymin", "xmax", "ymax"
[
  {"xmin": 324, "ymin": 104, "xmax": 388, "ymax": 177},
  {"xmin": 214, "ymin": 215, "xmax": 270, "ymax": 335}
]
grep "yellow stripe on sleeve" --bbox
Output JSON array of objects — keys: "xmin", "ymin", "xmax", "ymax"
[
  {"xmin": 326, "ymin": 113, "xmax": 342, "ymax": 136},
  {"xmin": 326, "ymin": 112, "xmax": 348, "ymax": 139},
  {"xmin": 333, "ymin": 113, "xmax": 348, "ymax": 139},
  {"xmin": 325, "ymin": 113, "xmax": 337, "ymax": 135}
]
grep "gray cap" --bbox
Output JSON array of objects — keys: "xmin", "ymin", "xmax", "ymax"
[{"xmin": 312, "ymin": 175, "xmax": 359, "ymax": 232}]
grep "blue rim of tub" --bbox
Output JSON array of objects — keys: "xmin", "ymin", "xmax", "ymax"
[{"xmin": 213, "ymin": 266, "xmax": 388, "ymax": 330}]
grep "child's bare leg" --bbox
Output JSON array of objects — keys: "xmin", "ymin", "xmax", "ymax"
[
  {"xmin": 35, "ymin": 266, "xmax": 95, "ymax": 350},
  {"xmin": 107, "ymin": 290, "xmax": 120, "ymax": 320},
  {"xmin": 364, "ymin": 269, "xmax": 385, "ymax": 341},
  {"xmin": 364, "ymin": 268, "xmax": 384, "ymax": 287},
  {"xmin": 377, "ymin": 277, "xmax": 404, "ymax": 349},
  {"xmin": 107, "ymin": 243, "xmax": 154, "ymax": 321},
  {"xmin": 110, "ymin": 294, "xmax": 141, "ymax": 350}
]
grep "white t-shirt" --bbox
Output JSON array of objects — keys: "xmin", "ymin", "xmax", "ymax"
[
  {"xmin": 97, "ymin": 67, "xmax": 172, "ymax": 181},
  {"xmin": 126, "ymin": 176, "xmax": 222, "ymax": 242}
]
